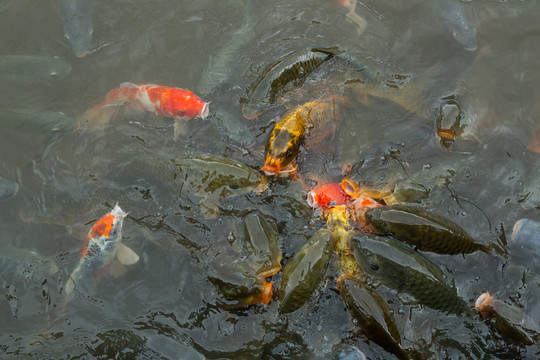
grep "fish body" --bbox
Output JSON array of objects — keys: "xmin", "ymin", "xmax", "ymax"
[
  {"xmin": 475, "ymin": 292, "xmax": 540, "ymax": 346},
  {"xmin": 429, "ymin": 0, "xmax": 478, "ymax": 51},
  {"xmin": 332, "ymin": 344, "xmax": 366, "ymax": 360},
  {"xmin": 307, "ymin": 183, "xmax": 351, "ymax": 209},
  {"xmin": 0, "ymin": 247, "xmax": 58, "ymax": 282},
  {"xmin": 510, "ymin": 218, "xmax": 540, "ymax": 274},
  {"xmin": 59, "ymin": 0, "xmax": 93, "ymax": 58},
  {"xmin": 348, "ymin": 232, "xmax": 470, "ymax": 315},
  {"xmin": 65, "ymin": 205, "xmax": 139, "ymax": 299},
  {"xmin": 279, "ymin": 229, "xmax": 335, "ymax": 314},
  {"xmin": 364, "ymin": 205, "xmax": 489, "ymax": 255},
  {"xmin": 0, "ymin": 108, "xmax": 75, "ymax": 135},
  {"xmin": 337, "ymin": 275, "xmax": 408, "ymax": 360},
  {"xmin": 0, "ymin": 175, "xmax": 18, "ymax": 201},
  {"xmin": 0, "ymin": 55, "xmax": 71, "ymax": 83},
  {"xmin": 261, "ymin": 97, "xmax": 341, "ymax": 176},
  {"xmin": 242, "ymin": 212, "xmax": 282, "ymax": 278},
  {"xmin": 242, "ymin": 47, "xmax": 341, "ymax": 119}
]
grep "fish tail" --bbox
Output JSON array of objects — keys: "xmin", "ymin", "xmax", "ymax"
[{"xmin": 76, "ymin": 87, "xmax": 138, "ymax": 130}]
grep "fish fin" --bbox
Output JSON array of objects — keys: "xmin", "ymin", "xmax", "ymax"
[
  {"xmin": 116, "ymin": 243, "xmax": 140, "ymax": 265},
  {"xmin": 65, "ymin": 276, "xmax": 75, "ymax": 296},
  {"xmin": 119, "ymin": 82, "xmax": 138, "ymax": 89},
  {"xmin": 108, "ymin": 261, "xmax": 127, "ymax": 278},
  {"xmin": 173, "ymin": 118, "xmax": 189, "ymax": 140}
]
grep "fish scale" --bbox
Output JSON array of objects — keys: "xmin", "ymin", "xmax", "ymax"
[
  {"xmin": 364, "ymin": 205, "xmax": 490, "ymax": 255},
  {"xmin": 348, "ymin": 232, "xmax": 472, "ymax": 315}
]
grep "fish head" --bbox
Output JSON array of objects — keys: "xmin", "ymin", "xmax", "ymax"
[
  {"xmin": 83, "ymin": 204, "xmax": 127, "ymax": 257},
  {"xmin": 347, "ymin": 234, "xmax": 384, "ymax": 277},
  {"xmin": 261, "ymin": 130, "xmax": 301, "ymax": 176},
  {"xmin": 450, "ymin": 21, "xmax": 478, "ymax": 52}
]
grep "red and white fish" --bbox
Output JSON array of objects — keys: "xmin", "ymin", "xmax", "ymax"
[
  {"xmin": 307, "ymin": 183, "xmax": 352, "ymax": 209},
  {"xmin": 83, "ymin": 82, "xmax": 209, "ymax": 137},
  {"xmin": 65, "ymin": 204, "xmax": 139, "ymax": 300}
]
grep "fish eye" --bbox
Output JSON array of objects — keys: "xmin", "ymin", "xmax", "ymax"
[
  {"xmin": 109, "ymin": 229, "xmax": 117, "ymax": 238},
  {"xmin": 285, "ymin": 149, "xmax": 293, "ymax": 158},
  {"xmin": 369, "ymin": 263, "xmax": 379, "ymax": 271}
]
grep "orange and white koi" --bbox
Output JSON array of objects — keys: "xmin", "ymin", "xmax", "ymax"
[
  {"xmin": 83, "ymin": 82, "xmax": 209, "ymax": 136},
  {"xmin": 307, "ymin": 182, "xmax": 352, "ymax": 209},
  {"xmin": 65, "ymin": 204, "xmax": 139, "ymax": 300}
]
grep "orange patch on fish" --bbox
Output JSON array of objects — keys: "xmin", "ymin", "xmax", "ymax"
[
  {"xmin": 307, "ymin": 183, "xmax": 352, "ymax": 209},
  {"xmin": 259, "ymin": 281, "xmax": 274, "ymax": 306}
]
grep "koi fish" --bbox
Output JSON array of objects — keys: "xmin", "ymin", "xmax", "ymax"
[
  {"xmin": 261, "ymin": 96, "xmax": 342, "ymax": 176},
  {"xmin": 306, "ymin": 182, "xmax": 351, "ymax": 209},
  {"xmin": 83, "ymin": 82, "xmax": 209, "ymax": 137},
  {"xmin": 65, "ymin": 204, "xmax": 139, "ymax": 300}
]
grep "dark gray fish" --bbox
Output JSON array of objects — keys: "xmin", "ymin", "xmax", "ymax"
[
  {"xmin": 332, "ymin": 344, "xmax": 366, "ymax": 360},
  {"xmin": 510, "ymin": 218, "xmax": 540, "ymax": 274},
  {"xmin": 0, "ymin": 247, "xmax": 58, "ymax": 282},
  {"xmin": 364, "ymin": 205, "xmax": 490, "ymax": 255},
  {"xmin": 0, "ymin": 175, "xmax": 18, "ymax": 201},
  {"xmin": 429, "ymin": 0, "xmax": 477, "ymax": 51},
  {"xmin": 348, "ymin": 232, "xmax": 470, "ymax": 315},
  {"xmin": 475, "ymin": 292, "xmax": 540, "ymax": 346},
  {"xmin": 241, "ymin": 212, "xmax": 282, "ymax": 278},
  {"xmin": 241, "ymin": 47, "xmax": 342, "ymax": 119},
  {"xmin": 338, "ymin": 275, "xmax": 409, "ymax": 360},
  {"xmin": 0, "ymin": 109, "xmax": 75, "ymax": 135},
  {"xmin": 0, "ymin": 55, "xmax": 71, "ymax": 83},
  {"xmin": 59, "ymin": 0, "xmax": 94, "ymax": 58},
  {"xmin": 278, "ymin": 229, "xmax": 334, "ymax": 314}
]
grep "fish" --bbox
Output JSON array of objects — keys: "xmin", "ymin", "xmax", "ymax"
[
  {"xmin": 241, "ymin": 212, "xmax": 282, "ymax": 278},
  {"xmin": 241, "ymin": 47, "xmax": 342, "ymax": 119},
  {"xmin": 306, "ymin": 182, "xmax": 351, "ymax": 209},
  {"xmin": 261, "ymin": 96, "xmax": 342, "ymax": 176},
  {"xmin": 510, "ymin": 218, "xmax": 540, "ymax": 275},
  {"xmin": 363, "ymin": 205, "xmax": 490, "ymax": 255},
  {"xmin": 0, "ymin": 247, "xmax": 58, "ymax": 283},
  {"xmin": 0, "ymin": 175, "xmax": 18, "ymax": 201},
  {"xmin": 348, "ymin": 232, "xmax": 471, "ymax": 315},
  {"xmin": 115, "ymin": 153, "xmax": 268, "ymax": 217},
  {"xmin": 475, "ymin": 292, "xmax": 540, "ymax": 346},
  {"xmin": 82, "ymin": 82, "xmax": 209, "ymax": 137},
  {"xmin": 0, "ymin": 108, "xmax": 75, "ymax": 135},
  {"xmin": 279, "ymin": 229, "xmax": 335, "ymax": 314},
  {"xmin": 332, "ymin": 344, "xmax": 366, "ymax": 360},
  {"xmin": 429, "ymin": 0, "xmax": 478, "ymax": 51},
  {"xmin": 0, "ymin": 55, "xmax": 71, "ymax": 83},
  {"xmin": 65, "ymin": 204, "xmax": 139, "ymax": 300},
  {"xmin": 59, "ymin": 0, "xmax": 93, "ymax": 58},
  {"xmin": 337, "ymin": 274, "xmax": 409, "ymax": 360},
  {"xmin": 207, "ymin": 256, "xmax": 273, "ymax": 307}
]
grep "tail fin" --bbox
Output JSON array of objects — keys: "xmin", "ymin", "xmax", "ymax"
[{"xmin": 76, "ymin": 87, "xmax": 138, "ymax": 130}]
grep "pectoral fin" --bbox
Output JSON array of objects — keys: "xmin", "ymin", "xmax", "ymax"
[
  {"xmin": 116, "ymin": 243, "xmax": 140, "ymax": 265},
  {"xmin": 173, "ymin": 117, "xmax": 190, "ymax": 140}
]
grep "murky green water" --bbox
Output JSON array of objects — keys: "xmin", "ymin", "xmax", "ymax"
[{"xmin": 1, "ymin": 0, "xmax": 540, "ymax": 359}]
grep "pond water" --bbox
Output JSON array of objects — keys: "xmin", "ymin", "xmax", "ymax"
[{"xmin": 1, "ymin": 0, "xmax": 540, "ymax": 359}]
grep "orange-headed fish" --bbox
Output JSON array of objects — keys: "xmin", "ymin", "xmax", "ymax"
[
  {"xmin": 65, "ymin": 204, "xmax": 139, "ymax": 300},
  {"xmin": 83, "ymin": 82, "xmax": 209, "ymax": 136},
  {"xmin": 307, "ymin": 182, "xmax": 352, "ymax": 209}
]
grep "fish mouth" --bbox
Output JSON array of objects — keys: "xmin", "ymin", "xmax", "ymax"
[
  {"xmin": 306, "ymin": 191, "xmax": 317, "ymax": 208},
  {"xmin": 201, "ymin": 102, "xmax": 210, "ymax": 119},
  {"xmin": 260, "ymin": 163, "xmax": 280, "ymax": 176}
]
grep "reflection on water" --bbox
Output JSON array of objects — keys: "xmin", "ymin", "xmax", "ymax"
[{"xmin": 1, "ymin": 0, "xmax": 540, "ymax": 358}]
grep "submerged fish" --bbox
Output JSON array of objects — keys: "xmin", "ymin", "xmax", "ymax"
[
  {"xmin": 59, "ymin": 0, "xmax": 93, "ymax": 58},
  {"xmin": 279, "ymin": 229, "xmax": 335, "ymax": 314},
  {"xmin": 241, "ymin": 47, "xmax": 342, "ymax": 119},
  {"xmin": 116, "ymin": 153, "xmax": 267, "ymax": 216},
  {"xmin": 65, "ymin": 204, "xmax": 139, "ymax": 300},
  {"xmin": 307, "ymin": 182, "xmax": 351, "ymax": 210},
  {"xmin": 338, "ymin": 274, "xmax": 408, "ymax": 360},
  {"xmin": 0, "ymin": 247, "xmax": 58, "ymax": 282},
  {"xmin": 349, "ymin": 232, "xmax": 470, "ymax": 315},
  {"xmin": 475, "ymin": 292, "xmax": 540, "ymax": 346},
  {"xmin": 241, "ymin": 212, "xmax": 282, "ymax": 278},
  {"xmin": 0, "ymin": 55, "xmax": 71, "ymax": 83},
  {"xmin": 510, "ymin": 218, "xmax": 540, "ymax": 274},
  {"xmin": 364, "ymin": 205, "xmax": 490, "ymax": 255},
  {"xmin": 429, "ymin": 0, "xmax": 478, "ymax": 51},
  {"xmin": 83, "ymin": 82, "xmax": 209, "ymax": 136},
  {"xmin": 332, "ymin": 344, "xmax": 366, "ymax": 360},
  {"xmin": 0, "ymin": 108, "xmax": 75, "ymax": 135},
  {"xmin": 261, "ymin": 96, "xmax": 343, "ymax": 176},
  {"xmin": 0, "ymin": 175, "xmax": 18, "ymax": 201}
]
